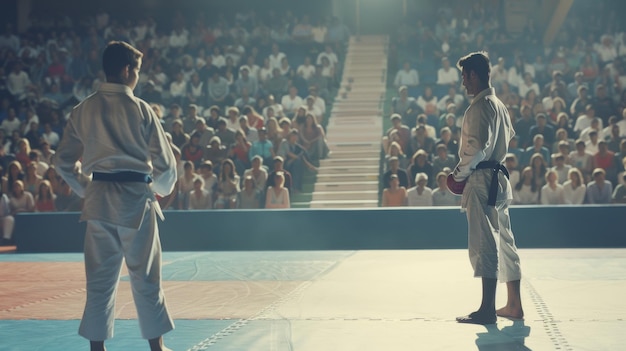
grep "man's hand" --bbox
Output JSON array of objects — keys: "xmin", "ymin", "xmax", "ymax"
[{"xmin": 447, "ymin": 173, "xmax": 467, "ymax": 195}]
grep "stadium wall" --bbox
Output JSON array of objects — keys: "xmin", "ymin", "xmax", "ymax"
[{"xmin": 14, "ymin": 205, "xmax": 626, "ymax": 253}]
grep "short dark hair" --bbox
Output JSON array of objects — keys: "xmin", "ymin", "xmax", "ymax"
[
  {"xmin": 102, "ymin": 41, "xmax": 143, "ymax": 78},
  {"xmin": 457, "ymin": 51, "xmax": 491, "ymax": 84}
]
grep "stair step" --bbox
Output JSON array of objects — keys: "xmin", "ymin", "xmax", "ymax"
[
  {"xmin": 314, "ymin": 181, "xmax": 379, "ymax": 192},
  {"xmin": 312, "ymin": 190, "xmax": 378, "ymax": 201},
  {"xmin": 309, "ymin": 199, "xmax": 379, "ymax": 208}
]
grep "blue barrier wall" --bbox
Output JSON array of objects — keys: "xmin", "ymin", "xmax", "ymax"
[{"xmin": 13, "ymin": 205, "xmax": 626, "ymax": 253}]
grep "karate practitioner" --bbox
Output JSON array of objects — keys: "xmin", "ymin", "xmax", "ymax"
[
  {"xmin": 55, "ymin": 41, "xmax": 176, "ymax": 351},
  {"xmin": 447, "ymin": 52, "xmax": 524, "ymax": 325}
]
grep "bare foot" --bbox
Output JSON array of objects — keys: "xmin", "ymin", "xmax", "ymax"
[{"xmin": 496, "ymin": 305, "xmax": 524, "ymax": 320}]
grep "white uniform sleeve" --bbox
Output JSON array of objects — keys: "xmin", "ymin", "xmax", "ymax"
[
  {"xmin": 144, "ymin": 103, "xmax": 177, "ymax": 197},
  {"xmin": 453, "ymin": 102, "xmax": 491, "ymax": 181}
]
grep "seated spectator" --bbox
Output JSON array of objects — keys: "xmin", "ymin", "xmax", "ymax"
[
  {"xmin": 207, "ymin": 70, "xmax": 231, "ymax": 108},
  {"xmin": 579, "ymin": 118, "xmax": 603, "ymax": 142},
  {"xmin": 552, "ymin": 127, "xmax": 575, "ymax": 154},
  {"xmin": 612, "ymin": 174, "xmax": 626, "ymax": 203},
  {"xmin": 243, "ymin": 156, "xmax": 268, "ymax": 193},
  {"xmin": 237, "ymin": 176, "xmax": 263, "ymax": 209},
  {"xmin": 593, "ymin": 141, "xmax": 617, "ymax": 184},
  {"xmin": 264, "ymin": 68, "xmax": 289, "ymax": 99},
  {"xmin": 570, "ymin": 86, "xmax": 590, "ymax": 119},
  {"xmin": 29, "ymin": 151, "xmax": 49, "ymax": 177},
  {"xmin": 238, "ymin": 115, "xmax": 258, "ymax": 143},
  {"xmin": 416, "ymin": 86, "xmax": 439, "ymax": 119},
  {"xmin": 0, "ymin": 188, "xmax": 13, "ymax": 246},
  {"xmin": 513, "ymin": 167, "xmax": 539, "ymax": 205},
  {"xmin": 436, "ymin": 57, "xmax": 459, "ymax": 86},
  {"xmin": 409, "ymin": 124, "xmax": 436, "ymax": 158},
  {"xmin": 9, "ymin": 180, "xmax": 35, "ymax": 215},
  {"xmin": 432, "ymin": 171, "xmax": 460, "ymax": 206},
  {"xmin": 24, "ymin": 121, "xmax": 41, "ymax": 151},
  {"xmin": 265, "ymin": 172, "xmax": 290, "ymax": 209},
  {"xmin": 23, "ymin": 161, "xmax": 42, "ymax": 195},
  {"xmin": 177, "ymin": 161, "xmax": 199, "ymax": 210},
  {"xmin": 382, "ymin": 174, "xmax": 407, "ymax": 207},
  {"xmin": 297, "ymin": 57, "xmax": 316, "ymax": 81},
  {"xmin": 222, "ymin": 106, "xmax": 240, "ymax": 131},
  {"xmin": 189, "ymin": 177, "xmax": 212, "ymax": 210},
  {"xmin": 35, "ymin": 180, "xmax": 56, "ymax": 212},
  {"xmin": 308, "ymin": 65, "xmax": 331, "ymax": 100},
  {"xmin": 242, "ymin": 105, "xmax": 264, "ymax": 130},
  {"xmin": 436, "ymin": 85, "xmax": 465, "ymax": 115},
  {"xmin": 522, "ymin": 135, "xmax": 550, "ymax": 168},
  {"xmin": 540, "ymin": 170, "xmax": 565, "ymax": 205},
  {"xmin": 514, "ymin": 104, "xmax": 535, "ymax": 149},
  {"xmin": 186, "ymin": 73, "xmax": 205, "ymax": 107},
  {"xmin": 518, "ymin": 72, "xmax": 540, "ymax": 101},
  {"xmin": 529, "ymin": 113, "xmax": 555, "ymax": 146},
  {"xmin": 585, "ymin": 168, "xmax": 613, "ymax": 204},
  {"xmin": 530, "ymin": 153, "xmax": 548, "ymax": 190},
  {"xmin": 407, "ymin": 149, "xmax": 434, "ymax": 188},
  {"xmin": 585, "ymin": 130, "xmax": 601, "ymax": 155},
  {"xmin": 383, "ymin": 114, "xmax": 411, "ymax": 154},
  {"xmin": 392, "ymin": 86, "xmax": 420, "ymax": 129},
  {"xmin": 436, "ymin": 127, "xmax": 459, "ymax": 159},
  {"xmin": 170, "ymin": 119, "xmax": 189, "ymax": 149},
  {"xmin": 235, "ymin": 65, "xmax": 258, "ymax": 97},
  {"xmin": 267, "ymin": 156, "xmax": 292, "ymax": 192},
  {"xmin": 383, "ymin": 156, "xmax": 409, "ymax": 189},
  {"xmin": 574, "ymin": 105, "xmax": 602, "ymax": 137},
  {"xmin": 198, "ymin": 161, "xmax": 218, "ymax": 195},
  {"xmin": 606, "ymin": 123, "xmax": 623, "ymax": 153},
  {"xmin": 278, "ymin": 129, "xmax": 316, "ymax": 192},
  {"xmin": 416, "ymin": 114, "xmax": 437, "ymax": 139},
  {"xmin": 551, "ymin": 154, "xmax": 571, "ymax": 184},
  {"xmin": 299, "ymin": 113, "xmax": 328, "ymax": 165},
  {"xmin": 431, "ymin": 144, "xmax": 456, "ymax": 180},
  {"xmin": 505, "ymin": 153, "xmax": 521, "ymax": 188},
  {"xmin": 384, "ymin": 141, "xmax": 408, "ymax": 172},
  {"xmin": 215, "ymin": 118, "xmax": 236, "ymax": 146},
  {"xmin": 249, "ymin": 127, "xmax": 275, "ymax": 166},
  {"xmin": 562, "ymin": 168, "xmax": 586, "ymax": 205},
  {"xmin": 407, "ymin": 172, "xmax": 433, "ymax": 207},
  {"xmin": 14, "ymin": 138, "xmax": 32, "ymax": 169},
  {"xmin": 215, "ymin": 159, "xmax": 240, "ymax": 209},
  {"xmin": 569, "ymin": 139, "xmax": 594, "ymax": 181},
  {"xmin": 204, "ymin": 136, "xmax": 229, "ymax": 175},
  {"xmin": 2, "ymin": 161, "xmax": 24, "ymax": 194},
  {"xmin": 169, "ymin": 71, "xmax": 187, "ymax": 105},
  {"xmin": 181, "ymin": 133, "xmax": 204, "ymax": 169},
  {"xmin": 394, "ymin": 61, "xmax": 419, "ymax": 89},
  {"xmin": 234, "ymin": 88, "xmax": 256, "ymax": 111},
  {"xmin": 281, "ymin": 86, "xmax": 303, "ymax": 117}
]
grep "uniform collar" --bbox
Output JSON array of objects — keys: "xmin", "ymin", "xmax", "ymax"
[
  {"xmin": 98, "ymin": 82, "xmax": 135, "ymax": 97},
  {"xmin": 470, "ymin": 87, "xmax": 496, "ymax": 105}
]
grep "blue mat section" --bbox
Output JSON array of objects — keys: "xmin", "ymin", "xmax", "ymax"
[
  {"xmin": 157, "ymin": 251, "xmax": 354, "ymax": 281},
  {"xmin": 0, "ymin": 319, "xmax": 233, "ymax": 351},
  {"xmin": 0, "ymin": 253, "xmax": 84, "ymax": 262}
]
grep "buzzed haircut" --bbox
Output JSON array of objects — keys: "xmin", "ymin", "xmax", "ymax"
[
  {"xmin": 457, "ymin": 51, "xmax": 491, "ymax": 84},
  {"xmin": 102, "ymin": 41, "xmax": 143, "ymax": 78}
]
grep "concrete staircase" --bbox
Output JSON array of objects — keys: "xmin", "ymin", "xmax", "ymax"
[{"xmin": 310, "ymin": 36, "xmax": 387, "ymax": 208}]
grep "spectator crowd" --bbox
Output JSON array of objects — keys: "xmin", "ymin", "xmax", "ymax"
[
  {"xmin": 381, "ymin": 0, "xmax": 626, "ymax": 207},
  {"xmin": 0, "ymin": 7, "xmax": 350, "ymax": 245}
]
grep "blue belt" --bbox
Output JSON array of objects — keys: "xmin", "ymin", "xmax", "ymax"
[
  {"xmin": 475, "ymin": 161, "xmax": 509, "ymax": 207},
  {"xmin": 92, "ymin": 171, "xmax": 153, "ymax": 184}
]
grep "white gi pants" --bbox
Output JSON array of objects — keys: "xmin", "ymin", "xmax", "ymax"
[
  {"xmin": 78, "ymin": 203, "xmax": 174, "ymax": 341},
  {"xmin": 463, "ymin": 168, "xmax": 521, "ymax": 282}
]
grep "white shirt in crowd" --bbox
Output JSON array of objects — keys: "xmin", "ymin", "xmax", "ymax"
[
  {"xmin": 540, "ymin": 184, "xmax": 565, "ymax": 204},
  {"xmin": 562, "ymin": 181, "xmax": 586, "ymax": 204},
  {"xmin": 297, "ymin": 64, "xmax": 316, "ymax": 80},
  {"xmin": 513, "ymin": 185, "xmax": 539, "ymax": 205},
  {"xmin": 394, "ymin": 69, "xmax": 419, "ymax": 87},
  {"xmin": 436, "ymin": 67, "xmax": 459, "ymax": 85},
  {"xmin": 407, "ymin": 186, "xmax": 433, "ymax": 206},
  {"xmin": 281, "ymin": 95, "xmax": 303, "ymax": 115}
]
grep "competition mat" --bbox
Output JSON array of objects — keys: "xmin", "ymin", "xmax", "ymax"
[{"xmin": 0, "ymin": 249, "xmax": 625, "ymax": 350}]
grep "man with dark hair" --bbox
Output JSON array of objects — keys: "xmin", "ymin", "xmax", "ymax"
[
  {"xmin": 55, "ymin": 41, "xmax": 176, "ymax": 351},
  {"xmin": 448, "ymin": 51, "xmax": 523, "ymax": 325}
]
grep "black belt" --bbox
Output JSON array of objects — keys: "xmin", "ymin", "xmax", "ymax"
[
  {"xmin": 475, "ymin": 160, "xmax": 509, "ymax": 207},
  {"xmin": 92, "ymin": 171, "xmax": 153, "ymax": 184}
]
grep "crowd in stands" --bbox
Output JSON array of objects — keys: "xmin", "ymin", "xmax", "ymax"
[
  {"xmin": 382, "ymin": 0, "xmax": 626, "ymax": 206},
  {"xmin": 0, "ymin": 8, "xmax": 350, "ymax": 244}
]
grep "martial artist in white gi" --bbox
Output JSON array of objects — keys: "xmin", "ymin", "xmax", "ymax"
[
  {"xmin": 447, "ymin": 52, "xmax": 524, "ymax": 325},
  {"xmin": 55, "ymin": 41, "xmax": 176, "ymax": 351}
]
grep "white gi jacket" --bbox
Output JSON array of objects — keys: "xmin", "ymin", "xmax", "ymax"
[
  {"xmin": 453, "ymin": 87, "xmax": 515, "ymax": 208},
  {"xmin": 55, "ymin": 83, "xmax": 177, "ymax": 229}
]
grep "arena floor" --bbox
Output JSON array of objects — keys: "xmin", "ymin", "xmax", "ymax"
[{"xmin": 1, "ymin": 249, "xmax": 624, "ymax": 350}]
